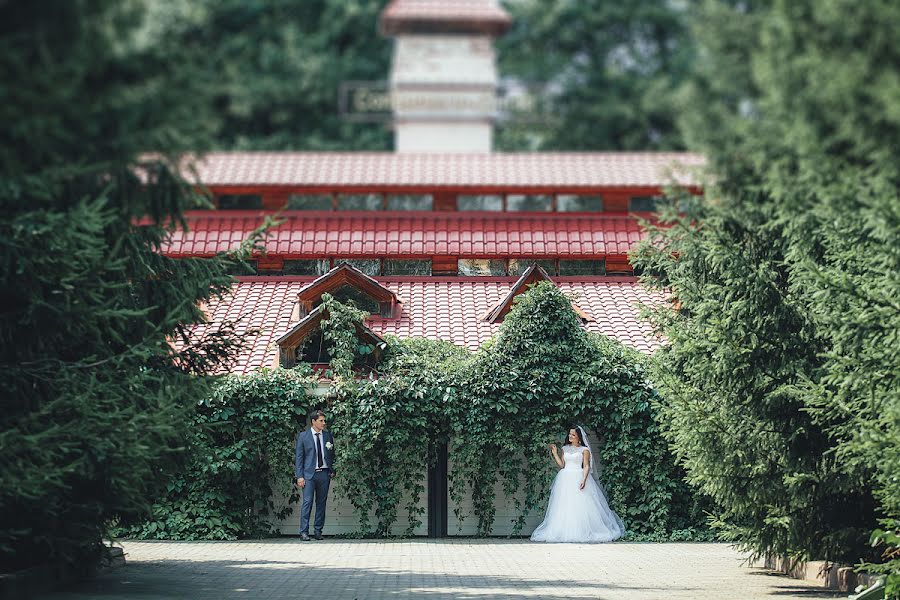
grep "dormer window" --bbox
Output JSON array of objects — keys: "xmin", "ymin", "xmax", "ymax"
[
  {"xmin": 323, "ymin": 284, "xmax": 381, "ymax": 315},
  {"xmin": 275, "ymin": 304, "xmax": 386, "ymax": 371},
  {"xmin": 295, "ymin": 262, "xmax": 401, "ymax": 319},
  {"xmin": 482, "ymin": 263, "xmax": 593, "ymax": 324}
]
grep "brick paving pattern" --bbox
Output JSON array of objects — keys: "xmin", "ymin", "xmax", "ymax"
[{"xmin": 39, "ymin": 539, "xmax": 844, "ymax": 600}]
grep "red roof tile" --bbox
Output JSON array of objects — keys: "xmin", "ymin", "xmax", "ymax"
[
  {"xmin": 163, "ymin": 212, "xmax": 648, "ymax": 258},
  {"xmin": 181, "ymin": 152, "xmax": 704, "ymax": 190},
  {"xmin": 193, "ymin": 277, "xmax": 663, "ymax": 374},
  {"xmin": 381, "ymin": 0, "xmax": 511, "ymax": 35}
]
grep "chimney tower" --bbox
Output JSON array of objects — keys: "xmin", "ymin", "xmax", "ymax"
[{"xmin": 380, "ymin": 0, "xmax": 511, "ymax": 153}]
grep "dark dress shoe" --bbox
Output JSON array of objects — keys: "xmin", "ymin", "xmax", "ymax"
[
  {"xmin": 300, "ymin": 533, "xmax": 310, "ymax": 541},
  {"xmin": 314, "ymin": 532, "xmax": 324, "ymax": 540}
]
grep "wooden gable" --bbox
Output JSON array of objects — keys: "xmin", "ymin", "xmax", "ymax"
[
  {"xmin": 482, "ymin": 263, "xmax": 594, "ymax": 324},
  {"xmin": 275, "ymin": 304, "xmax": 387, "ymax": 368},
  {"xmin": 296, "ymin": 262, "xmax": 401, "ymax": 319}
]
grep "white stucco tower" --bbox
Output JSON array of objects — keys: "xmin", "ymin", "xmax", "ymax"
[{"xmin": 380, "ymin": 0, "xmax": 511, "ymax": 153}]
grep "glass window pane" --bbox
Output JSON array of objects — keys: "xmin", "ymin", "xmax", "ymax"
[
  {"xmin": 557, "ymin": 195, "xmax": 603, "ymax": 212},
  {"xmin": 383, "ymin": 260, "xmax": 432, "ymax": 275},
  {"xmin": 327, "ymin": 283, "xmax": 380, "ymax": 313},
  {"xmin": 218, "ymin": 194, "xmax": 262, "ymax": 210},
  {"xmin": 457, "ymin": 259, "xmax": 507, "ymax": 276},
  {"xmin": 226, "ymin": 259, "xmax": 258, "ymax": 275},
  {"xmin": 558, "ymin": 260, "xmax": 606, "ymax": 276},
  {"xmin": 281, "ymin": 260, "xmax": 330, "ymax": 275},
  {"xmin": 506, "ymin": 194, "xmax": 552, "ymax": 212},
  {"xmin": 335, "ymin": 259, "xmax": 380, "ymax": 276},
  {"xmin": 287, "ymin": 194, "xmax": 332, "ymax": 210},
  {"xmin": 337, "ymin": 194, "xmax": 383, "ymax": 211},
  {"xmin": 386, "ymin": 194, "xmax": 432, "ymax": 210},
  {"xmin": 458, "ymin": 195, "xmax": 503, "ymax": 211},
  {"xmin": 508, "ymin": 259, "xmax": 557, "ymax": 276},
  {"xmin": 299, "ymin": 327, "xmax": 332, "ymax": 364},
  {"xmin": 629, "ymin": 196, "xmax": 661, "ymax": 212}
]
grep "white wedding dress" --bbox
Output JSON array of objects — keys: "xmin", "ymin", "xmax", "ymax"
[{"xmin": 530, "ymin": 445, "xmax": 625, "ymax": 543}]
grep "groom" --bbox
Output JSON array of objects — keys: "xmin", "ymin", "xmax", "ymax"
[{"xmin": 295, "ymin": 409, "xmax": 336, "ymax": 541}]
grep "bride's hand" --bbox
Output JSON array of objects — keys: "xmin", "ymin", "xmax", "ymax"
[
  {"xmin": 579, "ymin": 480, "xmax": 586, "ymax": 490},
  {"xmin": 548, "ymin": 444, "xmax": 558, "ymax": 453}
]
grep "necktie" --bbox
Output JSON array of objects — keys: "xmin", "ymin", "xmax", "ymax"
[{"xmin": 315, "ymin": 432, "xmax": 324, "ymax": 469}]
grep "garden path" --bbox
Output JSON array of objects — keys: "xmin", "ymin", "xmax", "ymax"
[{"xmin": 39, "ymin": 539, "xmax": 844, "ymax": 599}]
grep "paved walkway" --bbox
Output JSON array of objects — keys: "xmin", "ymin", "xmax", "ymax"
[{"xmin": 40, "ymin": 539, "xmax": 843, "ymax": 600}]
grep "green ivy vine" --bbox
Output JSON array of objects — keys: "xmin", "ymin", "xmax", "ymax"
[
  {"xmin": 113, "ymin": 367, "xmax": 317, "ymax": 540},
  {"xmin": 446, "ymin": 281, "xmax": 704, "ymax": 536},
  {"xmin": 122, "ymin": 284, "xmax": 707, "ymax": 541}
]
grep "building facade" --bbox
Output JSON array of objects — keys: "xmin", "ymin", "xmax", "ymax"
[{"xmin": 167, "ymin": 0, "xmax": 704, "ymax": 536}]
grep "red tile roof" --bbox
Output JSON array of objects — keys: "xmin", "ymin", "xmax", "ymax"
[
  {"xmin": 181, "ymin": 152, "xmax": 704, "ymax": 190},
  {"xmin": 196, "ymin": 277, "xmax": 663, "ymax": 374},
  {"xmin": 163, "ymin": 212, "xmax": 647, "ymax": 258},
  {"xmin": 380, "ymin": 0, "xmax": 511, "ymax": 35}
]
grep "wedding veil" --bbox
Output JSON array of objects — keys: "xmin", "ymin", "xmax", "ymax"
[{"xmin": 576, "ymin": 425, "xmax": 597, "ymax": 478}]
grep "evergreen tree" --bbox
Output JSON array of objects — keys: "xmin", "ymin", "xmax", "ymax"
[
  {"xmin": 0, "ymin": 0, "xmax": 255, "ymax": 571},
  {"xmin": 162, "ymin": 0, "xmax": 392, "ymax": 150},
  {"xmin": 496, "ymin": 0, "xmax": 693, "ymax": 150},
  {"xmin": 635, "ymin": 0, "xmax": 899, "ymax": 576}
]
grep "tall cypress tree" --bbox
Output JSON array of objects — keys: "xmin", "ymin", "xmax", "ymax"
[{"xmin": 0, "ymin": 0, "xmax": 255, "ymax": 571}]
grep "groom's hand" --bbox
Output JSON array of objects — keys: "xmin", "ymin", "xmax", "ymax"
[{"xmin": 297, "ymin": 477, "xmax": 305, "ymax": 489}]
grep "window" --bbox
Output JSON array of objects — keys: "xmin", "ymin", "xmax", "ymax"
[
  {"xmin": 557, "ymin": 195, "xmax": 603, "ymax": 212},
  {"xmin": 458, "ymin": 195, "xmax": 503, "ymax": 211},
  {"xmin": 326, "ymin": 284, "xmax": 381, "ymax": 314},
  {"xmin": 298, "ymin": 327, "xmax": 332, "ymax": 364},
  {"xmin": 287, "ymin": 194, "xmax": 333, "ymax": 210},
  {"xmin": 386, "ymin": 194, "xmax": 432, "ymax": 210},
  {"xmin": 458, "ymin": 259, "xmax": 507, "ymax": 276},
  {"xmin": 383, "ymin": 260, "xmax": 431, "ymax": 275},
  {"xmin": 508, "ymin": 259, "xmax": 558, "ymax": 276},
  {"xmin": 334, "ymin": 259, "xmax": 380, "ymax": 276},
  {"xmin": 629, "ymin": 196, "xmax": 661, "ymax": 212},
  {"xmin": 226, "ymin": 259, "xmax": 258, "ymax": 275},
  {"xmin": 506, "ymin": 194, "xmax": 552, "ymax": 212},
  {"xmin": 558, "ymin": 260, "xmax": 606, "ymax": 276},
  {"xmin": 282, "ymin": 260, "xmax": 330, "ymax": 276},
  {"xmin": 337, "ymin": 194, "xmax": 383, "ymax": 211},
  {"xmin": 218, "ymin": 194, "xmax": 262, "ymax": 210},
  {"xmin": 296, "ymin": 326, "xmax": 379, "ymax": 370}
]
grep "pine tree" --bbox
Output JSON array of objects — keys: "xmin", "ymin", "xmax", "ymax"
[
  {"xmin": 496, "ymin": 0, "xmax": 693, "ymax": 150},
  {"xmin": 634, "ymin": 0, "xmax": 900, "ymax": 574},
  {"xmin": 0, "ymin": 0, "xmax": 255, "ymax": 571}
]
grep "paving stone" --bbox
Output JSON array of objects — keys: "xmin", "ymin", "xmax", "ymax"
[{"xmin": 38, "ymin": 539, "xmax": 844, "ymax": 600}]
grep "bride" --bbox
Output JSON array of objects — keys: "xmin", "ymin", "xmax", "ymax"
[{"xmin": 530, "ymin": 425, "xmax": 625, "ymax": 543}]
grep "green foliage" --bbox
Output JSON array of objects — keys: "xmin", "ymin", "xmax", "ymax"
[
  {"xmin": 0, "ymin": 0, "xmax": 258, "ymax": 572},
  {"xmin": 124, "ymin": 290, "xmax": 706, "ymax": 540},
  {"xmin": 497, "ymin": 0, "xmax": 693, "ymax": 150},
  {"xmin": 447, "ymin": 281, "xmax": 705, "ymax": 537},
  {"xmin": 319, "ymin": 292, "xmax": 375, "ymax": 380},
  {"xmin": 634, "ymin": 0, "xmax": 899, "ymax": 571},
  {"xmin": 330, "ymin": 337, "xmax": 469, "ymax": 536},
  {"xmin": 115, "ymin": 368, "xmax": 317, "ymax": 540},
  {"xmin": 155, "ymin": 0, "xmax": 392, "ymax": 151}
]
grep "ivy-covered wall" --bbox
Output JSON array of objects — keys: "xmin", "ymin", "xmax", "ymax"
[{"xmin": 121, "ymin": 285, "xmax": 709, "ymax": 540}]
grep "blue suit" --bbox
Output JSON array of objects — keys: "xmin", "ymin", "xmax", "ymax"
[{"xmin": 294, "ymin": 428, "xmax": 336, "ymax": 535}]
